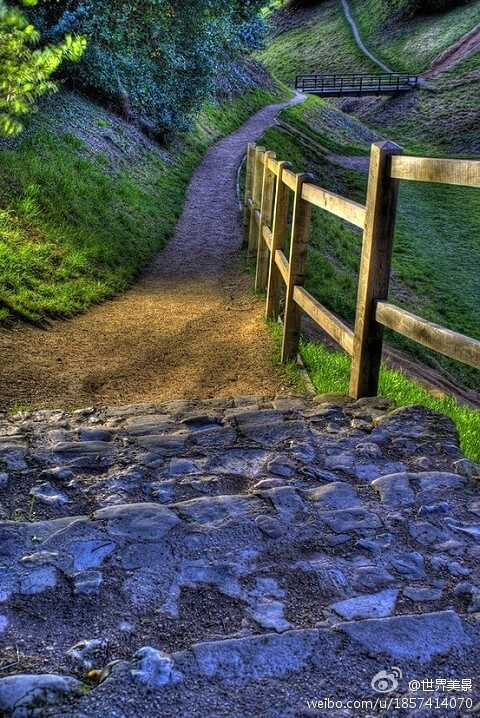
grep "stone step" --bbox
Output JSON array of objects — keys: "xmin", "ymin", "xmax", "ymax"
[{"xmin": 1, "ymin": 396, "xmax": 479, "ymax": 715}]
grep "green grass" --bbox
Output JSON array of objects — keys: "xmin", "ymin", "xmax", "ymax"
[
  {"xmin": 0, "ymin": 87, "xmax": 287, "ymax": 325},
  {"xmin": 257, "ymin": 114, "xmax": 480, "ymax": 393},
  {"xmin": 258, "ymin": 0, "xmax": 377, "ymax": 85},
  {"xmin": 349, "ymin": 0, "xmax": 480, "ymax": 73},
  {"xmin": 280, "ymin": 95, "xmax": 382, "ymax": 155}
]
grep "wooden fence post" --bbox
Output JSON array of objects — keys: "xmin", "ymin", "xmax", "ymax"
[
  {"xmin": 247, "ymin": 146, "xmax": 265, "ymax": 264},
  {"xmin": 266, "ymin": 161, "xmax": 292, "ymax": 320},
  {"xmin": 243, "ymin": 143, "xmax": 256, "ymax": 246},
  {"xmin": 255, "ymin": 151, "xmax": 277, "ymax": 292},
  {"xmin": 349, "ymin": 140, "xmax": 403, "ymax": 399},
  {"xmin": 281, "ymin": 172, "xmax": 313, "ymax": 363}
]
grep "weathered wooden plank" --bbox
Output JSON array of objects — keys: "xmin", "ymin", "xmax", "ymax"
[
  {"xmin": 281, "ymin": 173, "xmax": 313, "ymax": 363},
  {"xmin": 263, "ymin": 225, "xmax": 273, "ymax": 252},
  {"xmin": 256, "ymin": 151, "xmax": 277, "ymax": 292},
  {"xmin": 274, "ymin": 250, "xmax": 289, "ymax": 285},
  {"xmin": 302, "ymin": 182, "xmax": 366, "ymax": 228},
  {"xmin": 390, "ymin": 155, "xmax": 480, "ymax": 188},
  {"xmin": 282, "ymin": 168, "xmax": 297, "ymax": 192},
  {"xmin": 294, "ymin": 286, "xmax": 354, "ymax": 356},
  {"xmin": 247, "ymin": 146, "xmax": 265, "ymax": 264},
  {"xmin": 243, "ymin": 143, "xmax": 256, "ymax": 245},
  {"xmin": 253, "ymin": 209, "xmax": 261, "ymax": 225},
  {"xmin": 267, "ymin": 156, "xmax": 280, "ymax": 175},
  {"xmin": 266, "ymin": 161, "xmax": 292, "ymax": 320},
  {"xmin": 376, "ymin": 301, "xmax": 480, "ymax": 369},
  {"xmin": 350, "ymin": 141, "xmax": 403, "ymax": 399}
]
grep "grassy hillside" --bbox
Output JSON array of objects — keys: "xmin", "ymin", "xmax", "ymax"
[
  {"xmin": 349, "ymin": 0, "xmax": 480, "ymax": 73},
  {"xmin": 258, "ymin": 0, "xmax": 377, "ymax": 84},
  {"xmin": 353, "ymin": 53, "xmax": 480, "ymax": 155},
  {"xmin": 0, "ymin": 84, "xmax": 288, "ymax": 325},
  {"xmin": 261, "ymin": 0, "xmax": 480, "ymax": 155}
]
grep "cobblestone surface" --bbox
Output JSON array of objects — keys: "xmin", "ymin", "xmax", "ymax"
[{"xmin": 0, "ymin": 395, "xmax": 479, "ymax": 716}]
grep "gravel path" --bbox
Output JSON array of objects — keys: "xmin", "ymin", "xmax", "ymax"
[
  {"xmin": 340, "ymin": 0, "xmax": 395, "ymax": 74},
  {"xmin": 0, "ymin": 97, "xmax": 303, "ymax": 411}
]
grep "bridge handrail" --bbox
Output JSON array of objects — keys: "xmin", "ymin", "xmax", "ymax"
[{"xmin": 295, "ymin": 72, "xmax": 419, "ymax": 92}]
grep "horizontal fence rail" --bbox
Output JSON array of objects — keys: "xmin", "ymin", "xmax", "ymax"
[
  {"xmin": 295, "ymin": 72, "xmax": 419, "ymax": 97},
  {"xmin": 243, "ymin": 140, "xmax": 480, "ymax": 399}
]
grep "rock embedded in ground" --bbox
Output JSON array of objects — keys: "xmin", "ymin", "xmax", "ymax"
[
  {"xmin": 339, "ymin": 610, "xmax": 471, "ymax": 661},
  {"xmin": 0, "ymin": 673, "xmax": 88, "ymax": 717}
]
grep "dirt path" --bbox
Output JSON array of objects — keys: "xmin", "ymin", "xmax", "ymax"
[
  {"xmin": 0, "ymin": 98, "xmax": 304, "ymax": 411},
  {"xmin": 424, "ymin": 23, "xmax": 480, "ymax": 78},
  {"xmin": 340, "ymin": 0, "xmax": 395, "ymax": 74}
]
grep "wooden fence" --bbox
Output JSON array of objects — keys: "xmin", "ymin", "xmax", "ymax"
[{"xmin": 243, "ymin": 141, "xmax": 480, "ymax": 399}]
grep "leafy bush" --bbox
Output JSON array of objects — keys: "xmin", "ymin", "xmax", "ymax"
[
  {"xmin": 30, "ymin": 1, "xmax": 267, "ymax": 138},
  {"xmin": 0, "ymin": 0, "xmax": 85, "ymax": 136}
]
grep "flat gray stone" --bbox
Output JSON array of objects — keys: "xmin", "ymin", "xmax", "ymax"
[
  {"xmin": 0, "ymin": 673, "xmax": 87, "ymax": 717},
  {"xmin": 408, "ymin": 521, "xmax": 450, "ymax": 545},
  {"xmin": 331, "ymin": 589, "xmax": 398, "ymax": 620},
  {"xmin": 130, "ymin": 647, "xmax": 181, "ymax": 687},
  {"xmin": 353, "ymin": 566, "xmax": 395, "ymax": 591},
  {"xmin": 404, "ymin": 587, "xmax": 443, "ymax": 602},
  {"xmin": 172, "ymin": 495, "xmax": 259, "ymax": 526},
  {"xmin": 73, "ymin": 570, "xmax": 103, "ymax": 596},
  {"xmin": 53, "ymin": 441, "xmax": 115, "ymax": 467},
  {"xmin": 248, "ymin": 600, "xmax": 293, "ymax": 633},
  {"xmin": 80, "ymin": 429, "xmax": 112, "ymax": 442},
  {"xmin": 255, "ymin": 515, "xmax": 283, "ymax": 539},
  {"xmin": 371, "ymin": 473, "xmax": 415, "ymax": 508},
  {"xmin": 339, "ymin": 610, "xmax": 470, "ymax": 661},
  {"xmin": 319, "ymin": 508, "xmax": 381, "ymax": 533},
  {"xmin": 124, "ymin": 415, "xmax": 174, "ymax": 436},
  {"xmin": 418, "ymin": 472, "xmax": 467, "ymax": 491},
  {"xmin": 309, "ymin": 482, "xmax": 360, "ymax": 510},
  {"xmin": 20, "ymin": 567, "xmax": 57, "ymax": 595},
  {"xmin": 93, "ymin": 503, "xmax": 179, "ymax": 540},
  {"xmin": 390, "ymin": 552, "xmax": 426, "ymax": 581},
  {"xmin": 67, "ymin": 540, "xmax": 116, "ymax": 571},
  {"xmin": 30, "ymin": 482, "xmax": 69, "ymax": 506},
  {"xmin": 247, "ymin": 421, "xmax": 311, "ymax": 448},
  {"xmin": 190, "ymin": 426, "xmax": 237, "ymax": 449},
  {"xmin": 191, "ymin": 629, "xmax": 328, "ymax": 683},
  {"xmin": 267, "ymin": 456, "xmax": 296, "ymax": 477},
  {"xmin": 325, "ymin": 453, "xmax": 355, "ymax": 474},
  {"xmin": 136, "ymin": 431, "xmax": 190, "ymax": 455},
  {"xmin": 207, "ymin": 449, "xmax": 268, "ymax": 476},
  {"xmin": 168, "ymin": 458, "xmax": 205, "ymax": 476},
  {"xmin": 445, "ymin": 520, "xmax": 480, "ymax": 539},
  {"xmin": 261, "ymin": 486, "xmax": 304, "ymax": 520}
]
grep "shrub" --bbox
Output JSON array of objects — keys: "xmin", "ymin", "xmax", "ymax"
[
  {"xmin": 0, "ymin": 0, "xmax": 85, "ymax": 136},
  {"xmin": 30, "ymin": 0, "xmax": 267, "ymax": 138}
]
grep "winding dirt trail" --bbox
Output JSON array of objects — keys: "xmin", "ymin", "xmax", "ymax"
[
  {"xmin": 425, "ymin": 23, "xmax": 480, "ymax": 78},
  {"xmin": 0, "ymin": 98, "xmax": 303, "ymax": 411}
]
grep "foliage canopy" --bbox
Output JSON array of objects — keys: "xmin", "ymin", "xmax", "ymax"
[
  {"xmin": 0, "ymin": 0, "xmax": 85, "ymax": 136},
  {"xmin": 30, "ymin": 0, "xmax": 267, "ymax": 137}
]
